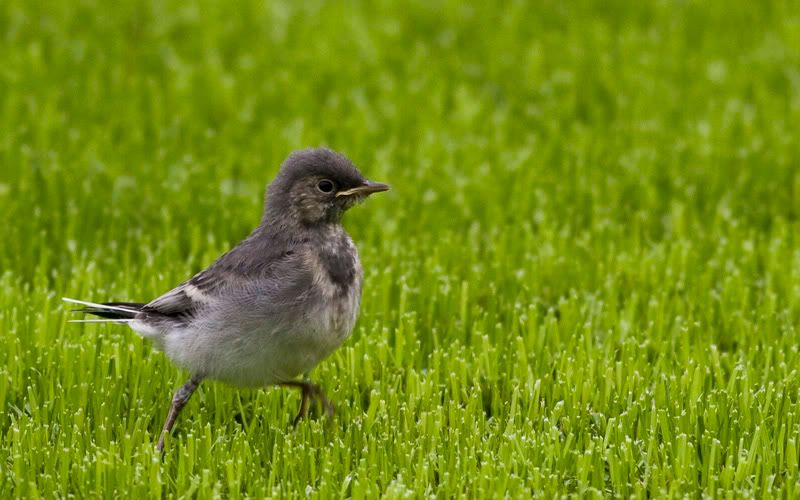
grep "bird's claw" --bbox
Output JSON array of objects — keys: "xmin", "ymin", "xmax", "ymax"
[{"xmin": 284, "ymin": 381, "xmax": 335, "ymax": 426}]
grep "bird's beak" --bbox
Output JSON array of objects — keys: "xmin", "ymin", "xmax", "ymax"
[{"xmin": 336, "ymin": 180, "xmax": 390, "ymax": 197}]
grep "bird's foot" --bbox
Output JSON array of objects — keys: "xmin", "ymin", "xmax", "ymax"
[
  {"xmin": 281, "ymin": 380, "xmax": 335, "ymax": 425},
  {"xmin": 156, "ymin": 376, "xmax": 203, "ymax": 452}
]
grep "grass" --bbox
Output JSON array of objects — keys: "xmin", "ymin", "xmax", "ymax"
[{"xmin": 1, "ymin": 0, "xmax": 799, "ymax": 497}]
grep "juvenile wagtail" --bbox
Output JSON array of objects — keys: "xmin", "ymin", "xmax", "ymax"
[{"xmin": 64, "ymin": 148, "xmax": 389, "ymax": 450}]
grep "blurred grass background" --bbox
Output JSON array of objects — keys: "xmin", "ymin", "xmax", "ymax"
[{"xmin": 1, "ymin": 0, "xmax": 799, "ymax": 497}]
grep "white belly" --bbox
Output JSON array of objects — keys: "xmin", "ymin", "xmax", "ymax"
[
  {"xmin": 134, "ymin": 229, "xmax": 364, "ymax": 387},
  {"xmin": 151, "ymin": 279, "xmax": 361, "ymax": 387}
]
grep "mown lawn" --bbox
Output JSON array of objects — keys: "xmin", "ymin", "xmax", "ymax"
[{"xmin": 1, "ymin": 0, "xmax": 799, "ymax": 497}]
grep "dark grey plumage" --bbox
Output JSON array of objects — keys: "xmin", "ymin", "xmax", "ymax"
[{"xmin": 65, "ymin": 147, "xmax": 389, "ymax": 450}]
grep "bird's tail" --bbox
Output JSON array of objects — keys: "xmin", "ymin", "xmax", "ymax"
[{"xmin": 62, "ymin": 297, "xmax": 145, "ymax": 323}]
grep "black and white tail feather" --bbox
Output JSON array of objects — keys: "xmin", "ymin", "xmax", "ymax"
[
  {"xmin": 62, "ymin": 298, "xmax": 143, "ymax": 323},
  {"xmin": 63, "ymin": 277, "xmax": 204, "ymax": 327}
]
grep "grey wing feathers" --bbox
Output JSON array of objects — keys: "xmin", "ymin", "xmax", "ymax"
[
  {"xmin": 141, "ymin": 240, "xmax": 311, "ymax": 326},
  {"xmin": 142, "ymin": 272, "xmax": 221, "ymax": 320},
  {"xmin": 141, "ymin": 239, "xmax": 262, "ymax": 321},
  {"xmin": 144, "ymin": 284, "xmax": 199, "ymax": 317}
]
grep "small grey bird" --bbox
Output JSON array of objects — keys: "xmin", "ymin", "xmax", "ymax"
[{"xmin": 64, "ymin": 148, "xmax": 389, "ymax": 450}]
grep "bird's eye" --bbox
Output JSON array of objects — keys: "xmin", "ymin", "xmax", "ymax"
[{"xmin": 317, "ymin": 179, "xmax": 335, "ymax": 193}]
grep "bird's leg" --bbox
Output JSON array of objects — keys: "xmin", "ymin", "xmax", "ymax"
[
  {"xmin": 156, "ymin": 376, "xmax": 202, "ymax": 451},
  {"xmin": 280, "ymin": 380, "xmax": 335, "ymax": 425}
]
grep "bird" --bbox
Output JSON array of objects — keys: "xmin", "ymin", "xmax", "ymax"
[{"xmin": 63, "ymin": 148, "xmax": 389, "ymax": 451}]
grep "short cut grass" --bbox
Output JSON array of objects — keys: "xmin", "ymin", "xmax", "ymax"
[{"xmin": 1, "ymin": 0, "xmax": 799, "ymax": 497}]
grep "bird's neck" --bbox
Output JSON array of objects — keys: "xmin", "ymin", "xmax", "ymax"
[
  {"xmin": 262, "ymin": 195, "xmax": 343, "ymax": 229},
  {"xmin": 257, "ymin": 216, "xmax": 357, "ymax": 289},
  {"xmin": 258, "ymin": 212, "xmax": 344, "ymax": 244}
]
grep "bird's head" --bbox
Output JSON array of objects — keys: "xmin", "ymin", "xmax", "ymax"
[{"xmin": 264, "ymin": 148, "xmax": 389, "ymax": 226}]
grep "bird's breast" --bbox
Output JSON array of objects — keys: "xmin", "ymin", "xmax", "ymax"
[
  {"xmin": 313, "ymin": 277, "xmax": 361, "ymax": 345},
  {"xmin": 303, "ymin": 229, "xmax": 363, "ymax": 350},
  {"xmin": 305, "ymin": 227, "xmax": 362, "ymax": 292}
]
